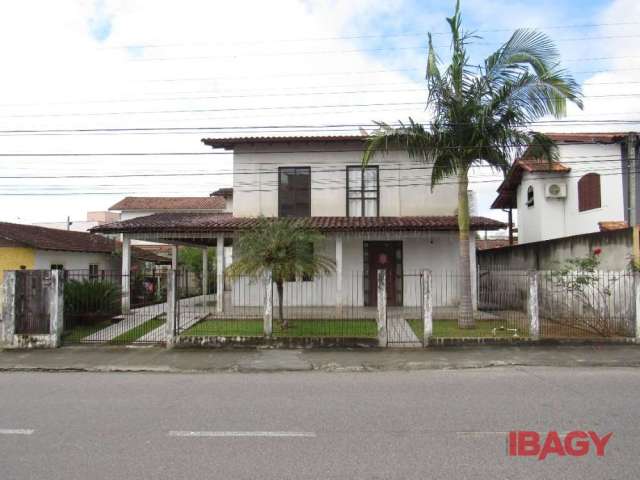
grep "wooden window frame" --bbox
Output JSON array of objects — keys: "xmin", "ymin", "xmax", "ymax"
[
  {"xmin": 346, "ymin": 165, "xmax": 380, "ymax": 217},
  {"xmin": 278, "ymin": 166, "xmax": 311, "ymax": 218},
  {"xmin": 578, "ymin": 173, "xmax": 601, "ymax": 212}
]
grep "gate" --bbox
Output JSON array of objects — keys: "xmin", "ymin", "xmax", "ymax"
[
  {"xmin": 15, "ymin": 270, "xmax": 51, "ymax": 334},
  {"xmin": 386, "ymin": 273, "xmax": 424, "ymax": 346}
]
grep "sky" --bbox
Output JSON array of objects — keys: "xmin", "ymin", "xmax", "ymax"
[{"xmin": 0, "ymin": 0, "xmax": 639, "ymax": 226}]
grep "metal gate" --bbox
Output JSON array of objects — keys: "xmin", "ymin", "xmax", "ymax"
[
  {"xmin": 385, "ymin": 273, "xmax": 424, "ymax": 347},
  {"xmin": 15, "ymin": 270, "xmax": 51, "ymax": 334}
]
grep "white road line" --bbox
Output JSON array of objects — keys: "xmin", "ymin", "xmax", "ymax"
[
  {"xmin": 168, "ymin": 430, "xmax": 316, "ymax": 438},
  {"xmin": 0, "ymin": 429, "xmax": 34, "ymax": 435}
]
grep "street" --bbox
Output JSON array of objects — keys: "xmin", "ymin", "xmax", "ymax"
[{"xmin": 1, "ymin": 367, "xmax": 639, "ymax": 479}]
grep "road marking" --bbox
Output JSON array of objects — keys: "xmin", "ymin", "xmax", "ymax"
[
  {"xmin": 168, "ymin": 431, "xmax": 316, "ymax": 438},
  {"xmin": 0, "ymin": 429, "xmax": 34, "ymax": 435}
]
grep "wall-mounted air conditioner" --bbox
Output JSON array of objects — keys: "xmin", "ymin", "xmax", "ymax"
[{"xmin": 545, "ymin": 183, "xmax": 567, "ymax": 199}]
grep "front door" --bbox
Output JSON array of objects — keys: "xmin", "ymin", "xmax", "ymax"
[{"xmin": 364, "ymin": 241, "xmax": 402, "ymax": 307}]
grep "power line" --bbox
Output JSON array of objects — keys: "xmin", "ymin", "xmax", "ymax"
[
  {"xmin": 123, "ymin": 35, "xmax": 640, "ymax": 62},
  {"xmin": 99, "ymin": 21, "xmax": 640, "ymax": 50}
]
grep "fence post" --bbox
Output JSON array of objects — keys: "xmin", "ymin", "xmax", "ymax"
[
  {"xmin": 377, "ymin": 269, "xmax": 387, "ymax": 347},
  {"xmin": 635, "ymin": 272, "xmax": 640, "ymax": 342},
  {"xmin": 48, "ymin": 269, "xmax": 64, "ymax": 348},
  {"xmin": 1, "ymin": 271, "xmax": 16, "ymax": 344},
  {"xmin": 528, "ymin": 270, "xmax": 540, "ymax": 340},
  {"xmin": 422, "ymin": 270, "xmax": 433, "ymax": 346},
  {"xmin": 165, "ymin": 269, "xmax": 177, "ymax": 348},
  {"xmin": 264, "ymin": 270, "xmax": 273, "ymax": 337}
]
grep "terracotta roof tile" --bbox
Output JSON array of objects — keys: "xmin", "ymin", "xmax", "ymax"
[
  {"xmin": 202, "ymin": 134, "xmax": 367, "ymax": 150},
  {"xmin": 109, "ymin": 196, "xmax": 226, "ymax": 211},
  {"xmin": 0, "ymin": 221, "xmax": 167, "ymax": 263},
  {"xmin": 93, "ymin": 213, "xmax": 506, "ymax": 234},
  {"xmin": 598, "ymin": 221, "xmax": 629, "ymax": 232}
]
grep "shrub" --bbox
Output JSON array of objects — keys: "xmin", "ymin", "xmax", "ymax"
[{"xmin": 64, "ymin": 279, "xmax": 121, "ymax": 326}]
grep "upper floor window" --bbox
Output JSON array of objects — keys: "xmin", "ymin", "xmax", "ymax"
[
  {"xmin": 526, "ymin": 185, "xmax": 534, "ymax": 207},
  {"xmin": 278, "ymin": 167, "xmax": 310, "ymax": 217},
  {"xmin": 578, "ymin": 173, "xmax": 601, "ymax": 212},
  {"xmin": 347, "ymin": 166, "xmax": 379, "ymax": 217}
]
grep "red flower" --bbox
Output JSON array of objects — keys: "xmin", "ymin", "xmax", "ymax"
[{"xmin": 593, "ymin": 248, "xmax": 602, "ymax": 256}]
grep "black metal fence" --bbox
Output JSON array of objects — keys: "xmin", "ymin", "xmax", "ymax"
[{"xmin": 62, "ymin": 269, "xmax": 166, "ymax": 345}]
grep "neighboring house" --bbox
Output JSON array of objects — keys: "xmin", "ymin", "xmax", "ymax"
[
  {"xmin": 33, "ymin": 211, "xmax": 121, "ymax": 233},
  {"xmin": 491, "ymin": 132, "xmax": 639, "ymax": 244},
  {"xmin": 0, "ymin": 222, "xmax": 167, "ymax": 282},
  {"xmin": 109, "ymin": 196, "xmax": 228, "ymax": 222},
  {"xmin": 94, "ymin": 135, "xmax": 504, "ymax": 308}
]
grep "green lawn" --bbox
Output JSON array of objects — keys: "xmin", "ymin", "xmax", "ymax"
[
  {"xmin": 109, "ymin": 315, "xmax": 166, "ymax": 344},
  {"xmin": 408, "ymin": 319, "xmax": 529, "ymax": 339},
  {"xmin": 182, "ymin": 317, "xmax": 378, "ymax": 338},
  {"xmin": 62, "ymin": 320, "xmax": 113, "ymax": 343}
]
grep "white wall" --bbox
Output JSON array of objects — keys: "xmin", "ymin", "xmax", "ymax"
[
  {"xmin": 517, "ymin": 143, "xmax": 625, "ymax": 244},
  {"xmin": 34, "ymin": 250, "xmax": 119, "ymax": 272},
  {"xmin": 232, "ymin": 231, "xmax": 473, "ymax": 307},
  {"xmin": 232, "ymin": 141, "xmax": 459, "ymax": 217}
]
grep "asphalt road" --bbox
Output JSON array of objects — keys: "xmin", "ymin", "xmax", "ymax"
[{"xmin": 0, "ymin": 367, "xmax": 638, "ymax": 479}]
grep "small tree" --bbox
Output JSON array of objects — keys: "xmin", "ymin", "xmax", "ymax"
[
  {"xmin": 178, "ymin": 246, "xmax": 216, "ymax": 293},
  {"xmin": 546, "ymin": 248, "xmax": 621, "ymax": 336},
  {"xmin": 226, "ymin": 218, "xmax": 335, "ymax": 328}
]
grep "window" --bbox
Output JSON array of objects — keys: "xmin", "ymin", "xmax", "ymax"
[
  {"xmin": 50, "ymin": 264, "xmax": 64, "ymax": 270},
  {"xmin": 526, "ymin": 185, "xmax": 534, "ymax": 207},
  {"xmin": 578, "ymin": 173, "xmax": 601, "ymax": 212},
  {"xmin": 347, "ymin": 166, "xmax": 379, "ymax": 217},
  {"xmin": 89, "ymin": 264, "xmax": 99, "ymax": 278},
  {"xmin": 278, "ymin": 167, "xmax": 311, "ymax": 217}
]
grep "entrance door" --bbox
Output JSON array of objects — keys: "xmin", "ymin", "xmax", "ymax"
[{"xmin": 364, "ymin": 241, "xmax": 402, "ymax": 307}]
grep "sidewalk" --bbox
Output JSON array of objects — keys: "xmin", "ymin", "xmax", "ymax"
[{"xmin": 1, "ymin": 344, "xmax": 639, "ymax": 373}]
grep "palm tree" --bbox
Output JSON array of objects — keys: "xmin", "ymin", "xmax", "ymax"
[
  {"xmin": 226, "ymin": 217, "xmax": 334, "ymax": 328},
  {"xmin": 362, "ymin": 0, "xmax": 583, "ymax": 328}
]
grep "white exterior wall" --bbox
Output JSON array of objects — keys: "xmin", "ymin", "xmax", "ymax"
[
  {"xmin": 232, "ymin": 142, "xmax": 458, "ymax": 217},
  {"xmin": 517, "ymin": 143, "xmax": 625, "ymax": 244},
  {"xmin": 232, "ymin": 232, "xmax": 472, "ymax": 307},
  {"xmin": 33, "ymin": 250, "xmax": 119, "ymax": 272}
]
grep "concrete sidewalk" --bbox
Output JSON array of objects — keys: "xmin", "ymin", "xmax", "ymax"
[{"xmin": 1, "ymin": 344, "xmax": 640, "ymax": 373}]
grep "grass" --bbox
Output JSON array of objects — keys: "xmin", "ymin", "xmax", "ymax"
[
  {"xmin": 62, "ymin": 320, "xmax": 113, "ymax": 343},
  {"xmin": 182, "ymin": 317, "xmax": 378, "ymax": 338},
  {"xmin": 407, "ymin": 319, "xmax": 529, "ymax": 339},
  {"xmin": 109, "ymin": 315, "xmax": 166, "ymax": 344}
]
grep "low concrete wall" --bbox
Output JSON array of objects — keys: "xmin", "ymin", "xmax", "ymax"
[{"xmin": 478, "ymin": 228, "xmax": 633, "ymax": 271}]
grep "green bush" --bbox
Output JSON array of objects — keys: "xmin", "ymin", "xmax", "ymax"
[{"xmin": 64, "ymin": 279, "xmax": 121, "ymax": 326}]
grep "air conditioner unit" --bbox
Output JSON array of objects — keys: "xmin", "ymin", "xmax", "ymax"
[{"xmin": 545, "ymin": 182, "xmax": 567, "ymax": 199}]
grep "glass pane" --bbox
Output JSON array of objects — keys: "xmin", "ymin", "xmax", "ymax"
[
  {"xmin": 364, "ymin": 191, "xmax": 377, "ymax": 199},
  {"xmin": 363, "ymin": 168, "xmax": 378, "ymax": 189},
  {"xmin": 348, "ymin": 168, "xmax": 362, "ymax": 189},
  {"xmin": 349, "ymin": 199, "xmax": 362, "ymax": 217},
  {"xmin": 364, "ymin": 200, "xmax": 377, "ymax": 217}
]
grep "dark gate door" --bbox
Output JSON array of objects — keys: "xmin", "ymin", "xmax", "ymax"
[
  {"xmin": 364, "ymin": 241, "xmax": 403, "ymax": 307},
  {"xmin": 15, "ymin": 270, "xmax": 51, "ymax": 334}
]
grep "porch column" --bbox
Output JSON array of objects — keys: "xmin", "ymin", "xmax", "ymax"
[
  {"xmin": 202, "ymin": 247, "xmax": 209, "ymax": 297},
  {"xmin": 121, "ymin": 235, "xmax": 131, "ymax": 314},
  {"xmin": 216, "ymin": 234, "xmax": 224, "ymax": 313},
  {"xmin": 335, "ymin": 234, "xmax": 343, "ymax": 315}
]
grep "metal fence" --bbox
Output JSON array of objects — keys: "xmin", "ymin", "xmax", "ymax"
[
  {"xmin": 538, "ymin": 270, "xmax": 635, "ymax": 338},
  {"xmin": 62, "ymin": 269, "xmax": 166, "ymax": 345},
  {"xmin": 56, "ymin": 267, "xmax": 638, "ymax": 346}
]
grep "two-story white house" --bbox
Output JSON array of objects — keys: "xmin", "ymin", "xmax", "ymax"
[
  {"xmin": 94, "ymin": 135, "xmax": 504, "ymax": 308},
  {"xmin": 491, "ymin": 132, "xmax": 638, "ymax": 244}
]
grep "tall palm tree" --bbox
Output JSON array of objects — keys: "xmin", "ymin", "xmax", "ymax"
[
  {"xmin": 226, "ymin": 217, "xmax": 334, "ymax": 328},
  {"xmin": 363, "ymin": 0, "xmax": 583, "ymax": 328}
]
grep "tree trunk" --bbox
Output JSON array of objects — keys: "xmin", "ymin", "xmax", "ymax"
[
  {"xmin": 457, "ymin": 168, "xmax": 474, "ymax": 328},
  {"xmin": 276, "ymin": 280, "xmax": 286, "ymax": 328}
]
